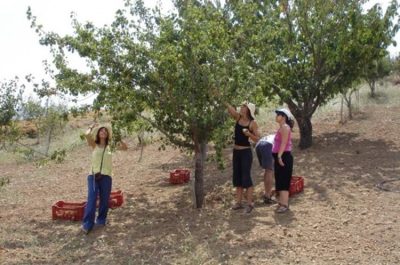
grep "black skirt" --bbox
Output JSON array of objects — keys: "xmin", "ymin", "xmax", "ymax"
[
  {"xmin": 232, "ymin": 148, "xmax": 253, "ymax": 188},
  {"xmin": 272, "ymin": 152, "xmax": 293, "ymax": 191}
]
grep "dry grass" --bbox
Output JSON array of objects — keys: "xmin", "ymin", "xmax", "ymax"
[{"xmin": 1, "ymin": 81, "xmax": 400, "ymax": 265}]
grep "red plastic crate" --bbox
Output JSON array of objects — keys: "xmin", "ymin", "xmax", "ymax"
[
  {"xmin": 289, "ymin": 176, "xmax": 304, "ymax": 196},
  {"xmin": 96, "ymin": 190, "xmax": 124, "ymax": 209},
  {"xmin": 52, "ymin": 201, "xmax": 86, "ymax": 221},
  {"xmin": 169, "ymin": 172, "xmax": 185, "ymax": 184},
  {"xmin": 169, "ymin": 169, "xmax": 190, "ymax": 184},
  {"xmin": 109, "ymin": 190, "xmax": 124, "ymax": 208},
  {"xmin": 175, "ymin": 169, "xmax": 190, "ymax": 183}
]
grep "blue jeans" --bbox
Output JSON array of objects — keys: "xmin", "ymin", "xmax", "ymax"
[{"xmin": 82, "ymin": 174, "xmax": 112, "ymax": 231}]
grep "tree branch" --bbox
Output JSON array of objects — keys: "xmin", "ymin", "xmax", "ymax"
[
  {"xmin": 15, "ymin": 141, "xmax": 49, "ymax": 158},
  {"xmin": 138, "ymin": 114, "xmax": 194, "ymax": 150}
]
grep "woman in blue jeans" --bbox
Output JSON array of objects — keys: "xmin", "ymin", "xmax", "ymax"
[{"xmin": 82, "ymin": 123, "xmax": 127, "ymax": 234}]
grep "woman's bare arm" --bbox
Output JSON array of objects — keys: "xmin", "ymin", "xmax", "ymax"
[
  {"xmin": 225, "ymin": 102, "xmax": 240, "ymax": 121},
  {"xmin": 244, "ymin": 120, "xmax": 261, "ymax": 142},
  {"xmin": 85, "ymin": 128, "xmax": 96, "ymax": 148},
  {"xmin": 278, "ymin": 125, "xmax": 289, "ymax": 157},
  {"xmin": 277, "ymin": 125, "xmax": 290, "ymax": 166}
]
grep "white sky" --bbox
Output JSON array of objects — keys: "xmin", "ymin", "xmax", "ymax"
[
  {"xmin": 0, "ymin": 0, "xmax": 399, "ymax": 104},
  {"xmin": 0, "ymin": 0, "xmax": 173, "ymax": 105}
]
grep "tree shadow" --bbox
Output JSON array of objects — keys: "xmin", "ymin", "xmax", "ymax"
[
  {"xmin": 3, "ymin": 144, "xmax": 303, "ymax": 265},
  {"xmin": 294, "ymin": 131, "xmax": 400, "ymax": 202},
  {"xmin": 149, "ymin": 154, "xmax": 192, "ymax": 172},
  {"xmin": 27, "ymin": 181, "xmax": 284, "ymax": 265}
]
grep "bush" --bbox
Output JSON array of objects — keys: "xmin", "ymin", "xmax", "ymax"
[{"xmin": 0, "ymin": 177, "xmax": 10, "ymax": 187}]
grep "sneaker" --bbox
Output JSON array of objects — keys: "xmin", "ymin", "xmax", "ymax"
[
  {"xmin": 231, "ymin": 203, "xmax": 244, "ymax": 210},
  {"xmin": 94, "ymin": 223, "xmax": 106, "ymax": 229},
  {"xmin": 263, "ymin": 195, "xmax": 276, "ymax": 205},
  {"xmin": 81, "ymin": 226, "xmax": 91, "ymax": 235},
  {"xmin": 244, "ymin": 204, "xmax": 254, "ymax": 214}
]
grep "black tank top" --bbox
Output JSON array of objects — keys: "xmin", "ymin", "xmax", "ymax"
[{"xmin": 234, "ymin": 119, "xmax": 251, "ymax": 146}]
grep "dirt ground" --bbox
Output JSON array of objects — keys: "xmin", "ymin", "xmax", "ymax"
[{"xmin": 1, "ymin": 104, "xmax": 400, "ymax": 265}]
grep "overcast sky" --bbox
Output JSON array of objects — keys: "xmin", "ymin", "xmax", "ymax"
[
  {"xmin": 0, "ymin": 0, "xmax": 398, "ymax": 104},
  {"xmin": 0, "ymin": 0, "xmax": 173, "ymax": 104}
]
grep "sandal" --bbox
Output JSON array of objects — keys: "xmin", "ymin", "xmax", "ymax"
[
  {"xmin": 244, "ymin": 204, "xmax": 254, "ymax": 214},
  {"xmin": 276, "ymin": 204, "xmax": 289, "ymax": 213},
  {"xmin": 231, "ymin": 203, "xmax": 244, "ymax": 210}
]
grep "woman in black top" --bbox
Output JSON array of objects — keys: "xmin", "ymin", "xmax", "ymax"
[{"xmin": 226, "ymin": 101, "xmax": 260, "ymax": 213}]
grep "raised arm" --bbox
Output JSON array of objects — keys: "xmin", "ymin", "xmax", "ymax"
[
  {"xmin": 85, "ymin": 124, "xmax": 96, "ymax": 149},
  {"xmin": 225, "ymin": 102, "xmax": 240, "ymax": 121}
]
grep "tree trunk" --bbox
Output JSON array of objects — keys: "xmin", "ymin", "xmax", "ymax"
[
  {"xmin": 43, "ymin": 98, "xmax": 50, "ymax": 155},
  {"xmin": 44, "ymin": 124, "xmax": 54, "ymax": 156},
  {"xmin": 344, "ymin": 91, "xmax": 353, "ymax": 120},
  {"xmin": 340, "ymin": 96, "xmax": 345, "ymax": 124},
  {"xmin": 137, "ymin": 130, "xmax": 144, "ymax": 162},
  {"xmin": 369, "ymin": 80, "xmax": 376, "ymax": 98},
  {"xmin": 355, "ymin": 90, "xmax": 360, "ymax": 112},
  {"xmin": 193, "ymin": 140, "xmax": 207, "ymax": 208},
  {"xmin": 347, "ymin": 95, "xmax": 353, "ymax": 120},
  {"xmin": 35, "ymin": 125, "xmax": 40, "ymax": 145},
  {"xmin": 287, "ymin": 102, "xmax": 314, "ymax": 149},
  {"xmin": 296, "ymin": 115, "xmax": 313, "ymax": 149}
]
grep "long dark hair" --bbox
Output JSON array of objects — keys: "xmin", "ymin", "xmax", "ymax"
[
  {"xmin": 244, "ymin": 106, "xmax": 254, "ymax": 121},
  {"xmin": 286, "ymin": 119, "xmax": 295, "ymax": 130},
  {"xmin": 247, "ymin": 111, "xmax": 254, "ymax": 121},
  {"xmin": 95, "ymin": 127, "xmax": 109, "ymax": 146}
]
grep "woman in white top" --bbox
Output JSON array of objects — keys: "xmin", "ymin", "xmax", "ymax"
[{"xmin": 255, "ymin": 134, "xmax": 275, "ymax": 204}]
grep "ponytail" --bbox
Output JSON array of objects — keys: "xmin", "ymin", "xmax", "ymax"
[{"xmin": 286, "ymin": 119, "xmax": 294, "ymax": 130}]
